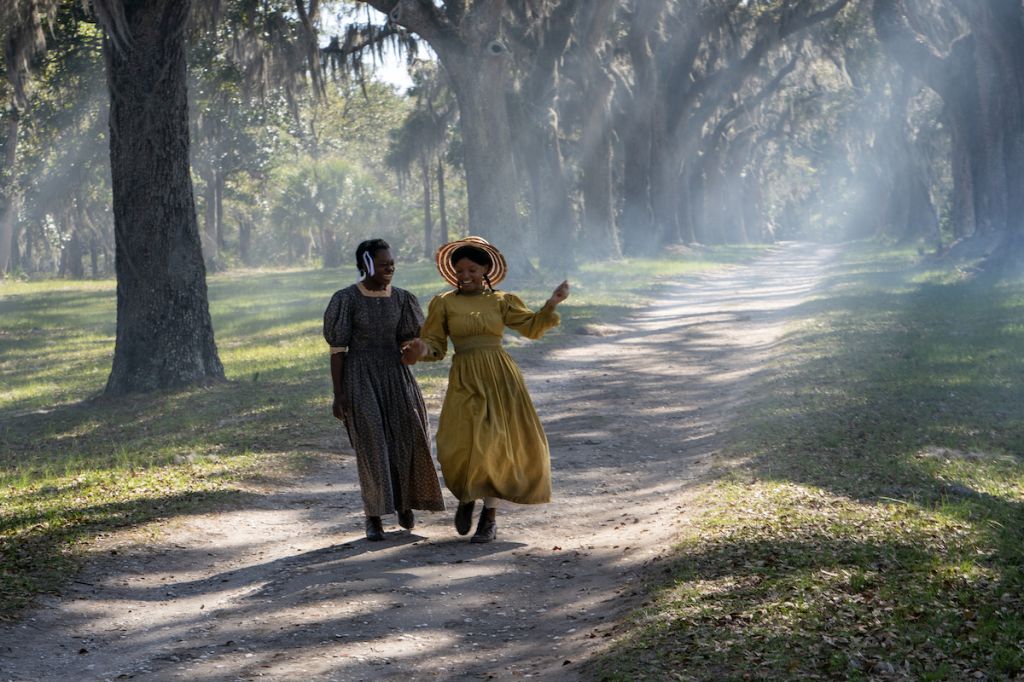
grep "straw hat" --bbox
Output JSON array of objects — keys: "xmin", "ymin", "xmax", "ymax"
[{"xmin": 434, "ymin": 236, "xmax": 508, "ymax": 288}]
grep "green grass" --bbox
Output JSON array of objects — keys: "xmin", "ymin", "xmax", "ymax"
[
  {"xmin": 0, "ymin": 247, "xmax": 748, "ymax": 620},
  {"xmin": 587, "ymin": 244, "xmax": 1024, "ymax": 681}
]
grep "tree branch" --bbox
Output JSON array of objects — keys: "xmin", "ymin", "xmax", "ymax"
[
  {"xmin": 870, "ymin": 0, "xmax": 951, "ymax": 94},
  {"xmin": 358, "ymin": 0, "xmax": 450, "ymax": 46}
]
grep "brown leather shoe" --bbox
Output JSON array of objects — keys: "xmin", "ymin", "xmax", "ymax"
[{"xmin": 455, "ymin": 501, "xmax": 476, "ymax": 535}]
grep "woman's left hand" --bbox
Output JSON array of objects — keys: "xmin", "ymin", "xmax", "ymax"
[{"xmin": 548, "ymin": 280, "xmax": 570, "ymax": 307}]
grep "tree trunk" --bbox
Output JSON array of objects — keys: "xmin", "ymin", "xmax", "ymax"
[
  {"xmin": 439, "ymin": 42, "xmax": 531, "ymax": 273},
  {"xmin": 64, "ymin": 228, "xmax": 85, "ymax": 279},
  {"xmin": 239, "ymin": 217, "xmax": 252, "ymax": 266},
  {"xmin": 947, "ymin": 103, "xmax": 977, "ymax": 240},
  {"xmin": 572, "ymin": 0, "xmax": 619, "ymax": 258},
  {"xmin": 700, "ymin": 146, "xmax": 728, "ymax": 245},
  {"xmin": 528, "ymin": 110, "xmax": 577, "ymax": 273},
  {"xmin": 674, "ymin": 170, "xmax": 698, "ymax": 245},
  {"xmin": 579, "ymin": 84, "xmax": 618, "ymax": 258},
  {"xmin": 420, "ymin": 152, "xmax": 433, "ymax": 258},
  {"xmin": 436, "ymin": 156, "xmax": 449, "ymax": 245},
  {"xmin": 103, "ymin": 0, "xmax": 224, "ymax": 395},
  {"xmin": 515, "ymin": 1, "xmax": 580, "ymax": 273},
  {"xmin": 360, "ymin": 1, "xmax": 532, "ymax": 272},
  {"xmin": 0, "ymin": 109, "xmax": 20, "ymax": 275},
  {"xmin": 873, "ymin": 0, "xmax": 1024, "ymax": 249},
  {"xmin": 202, "ymin": 166, "xmax": 220, "ymax": 267},
  {"xmin": 320, "ymin": 219, "xmax": 342, "ymax": 268},
  {"xmin": 215, "ymin": 167, "xmax": 225, "ymax": 250},
  {"xmin": 881, "ymin": 74, "xmax": 940, "ymax": 245},
  {"xmin": 20, "ymin": 225, "xmax": 30, "ymax": 272},
  {"xmin": 89, "ymin": 235, "xmax": 101, "ymax": 278},
  {"xmin": 618, "ymin": 4, "xmax": 663, "ymax": 256},
  {"xmin": 649, "ymin": 101, "xmax": 679, "ymax": 247}
]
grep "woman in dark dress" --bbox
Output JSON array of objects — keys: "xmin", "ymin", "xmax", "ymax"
[{"xmin": 323, "ymin": 239, "xmax": 445, "ymax": 541}]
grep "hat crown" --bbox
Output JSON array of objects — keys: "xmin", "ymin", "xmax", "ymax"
[{"xmin": 435, "ymin": 236, "xmax": 508, "ymax": 288}]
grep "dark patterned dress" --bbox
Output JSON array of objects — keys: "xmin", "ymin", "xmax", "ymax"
[{"xmin": 323, "ymin": 283, "xmax": 445, "ymax": 516}]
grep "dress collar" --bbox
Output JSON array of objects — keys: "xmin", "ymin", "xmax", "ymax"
[{"xmin": 357, "ymin": 281, "xmax": 392, "ymax": 298}]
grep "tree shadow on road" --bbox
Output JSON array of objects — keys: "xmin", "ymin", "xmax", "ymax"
[{"xmin": 587, "ymin": 247, "xmax": 1024, "ymax": 679}]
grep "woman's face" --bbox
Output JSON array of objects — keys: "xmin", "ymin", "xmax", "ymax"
[
  {"xmin": 366, "ymin": 249, "xmax": 395, "ymax": 288},
  {"xmin": 453, "ymin": 257, "xmax": 487, "ymax": 293}
]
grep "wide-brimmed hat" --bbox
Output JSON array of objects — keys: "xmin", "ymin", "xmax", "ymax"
[{"xmin": 434, "ymin": 236, "xmax": 508, "ymax": 288}]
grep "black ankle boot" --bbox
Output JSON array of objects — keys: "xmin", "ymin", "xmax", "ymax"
[
  {"xmin": 398, "ymin": 509, "xmax": 415, "ymax": 530},
  {"xmin": 365, "ymin": 516, "xmax": 384, "ymax": 541},
  {"xmin": 470, "ymin": 507, "xmax": 497, "ymax": 543},
  {"xmin": 455, "ymin": 500, "xmax": 476, "ymax": 536}
]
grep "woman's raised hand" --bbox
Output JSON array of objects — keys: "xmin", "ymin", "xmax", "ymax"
[{"xmin": 548, "ymin": 280, "xmax": 570, "ymax": 307}]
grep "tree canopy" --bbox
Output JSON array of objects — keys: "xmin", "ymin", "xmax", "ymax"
[{"xmin": 3, "ymin": 0, "xmax": 1024, "ymax": 389}]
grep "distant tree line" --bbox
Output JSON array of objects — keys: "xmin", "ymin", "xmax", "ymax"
[{"xmin": 353, "ymin": 0, "xmax": 1022, "ymax": 272}]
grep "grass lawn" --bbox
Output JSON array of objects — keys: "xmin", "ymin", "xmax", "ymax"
[
  {"xmin": 587, "ymin": 245, "xmax": 1024, "ymax": 681},
  {"xmin": 0, "ymin": 246, "xmax": 754, "ymax": 620}
]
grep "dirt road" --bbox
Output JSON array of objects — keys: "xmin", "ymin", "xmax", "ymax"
[{"xmin": 0, "ymin": 242, "xmax": 835, "ymax": 681}]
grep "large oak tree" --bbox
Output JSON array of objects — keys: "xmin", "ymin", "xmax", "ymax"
[
  {"xmin": 96, "ymin": 0, "xmax": 223, "ymax": 394},
  {"xmin": 358, "ymin": 0, "xmax": 531, "ymax": 270}
]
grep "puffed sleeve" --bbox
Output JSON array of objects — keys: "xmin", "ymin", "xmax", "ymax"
[
  {"xmin": 323, "ymin": 288, "xmax": 352, "ymax": 352},
  {"xmin": 396, "ymin": 289, "xmax": 425, "ymax": 344},
  {"xmin": 501, "ymin": 292, "xmax": 560, "ymax": 340},
  {"xmin": 418, "ymin": 295, "xmax": 450, "ymax": 362}
]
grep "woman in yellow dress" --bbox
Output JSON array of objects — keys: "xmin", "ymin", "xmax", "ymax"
[{"xmin": 402, "ymin": 237, "xmax": 570, "ymax": 543}]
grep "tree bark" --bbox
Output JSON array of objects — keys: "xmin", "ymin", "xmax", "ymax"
[
  {"xmin": 873, "ymin": 0, "xmax": 1024, "ymax": 250},
  {"xmin": 63, "ymin": 228, "xmax": 86, "ymax": 279},
  {"xmin": 89, "ymin": 235, "xmax": 101, "ymax": 278},
  {"xmin": 574, "ymin": 1, "xmax": 619, "ymax": 259},
  {"xmin": 436, "ymin": 156, "xmax": 449, "ymax": 245},
  {"xmin": 675, "ymin": 167, "xmax": 698, "ymax": 244},
  {"xmin": 214, "ymin": 167, "xmax": 225, "ymax": 250},
  {"xmin": 440, "ymin": 41, "xmax": 531, "ymax": 271},
  {"xmin": 420, "ymin": 152, "xmax": 433, "ymax": 258},
  {"xmin": 320, "ymin": 220, "xmax": 342, "ymax": 268},
  {"xmin": 202, "ymin": 166, "xmax": 220, "ymax": 268},
  {"xmin": 103, "ymin": 0, "xmax": 224, "ymax": 395},
  {"xmin": 530, "ymin": 112, "xmax": 576, "ymax": 272},
  {"xmin": 239, "ymin": 216, "xmax": 252, "ymax": 265},
  {"xmin": 578, "ymin": 78, "xmax": 618, "ymax": 258},
  {"xmin": 618, "ymin": 2, "xmax": 666, "ymax": 255},
  {"xmin": 514, "ymin": 0, "xmax": 580, "ymax": 273},
  {"xmin": 0, "ymin": 109, "xmax": 19, "ymax": 275}
]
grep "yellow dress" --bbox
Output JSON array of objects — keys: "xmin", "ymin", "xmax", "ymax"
[{"xmin": 419, "ymin": 289, "xmax": 560, "ymax": 504}]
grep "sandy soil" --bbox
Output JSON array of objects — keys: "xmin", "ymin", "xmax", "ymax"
[{"xmin": 0, "ymin": 242, "xmax": 835, "ymax": 681}]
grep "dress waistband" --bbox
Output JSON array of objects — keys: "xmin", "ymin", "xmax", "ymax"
[
  {"xmin": 346, "ymin": 345, "xmax": 400, "ymax": 354},
  {"xmin": 453, "ymin": 336, "xmax": 503, "ymax": 353}
]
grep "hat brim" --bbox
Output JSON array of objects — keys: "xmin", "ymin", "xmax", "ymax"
[{"xmin": 435, "ymin": 237, "xmax": 508, "ymax": 288}]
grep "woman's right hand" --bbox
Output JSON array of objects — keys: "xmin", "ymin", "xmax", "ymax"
[
  {"xmin": 332, "ymin": 395, "xmax": 350, "ymax": 422},
  {"xmin": 401, "ymin": 338, "xmax": 427, "ymax": 365}
]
